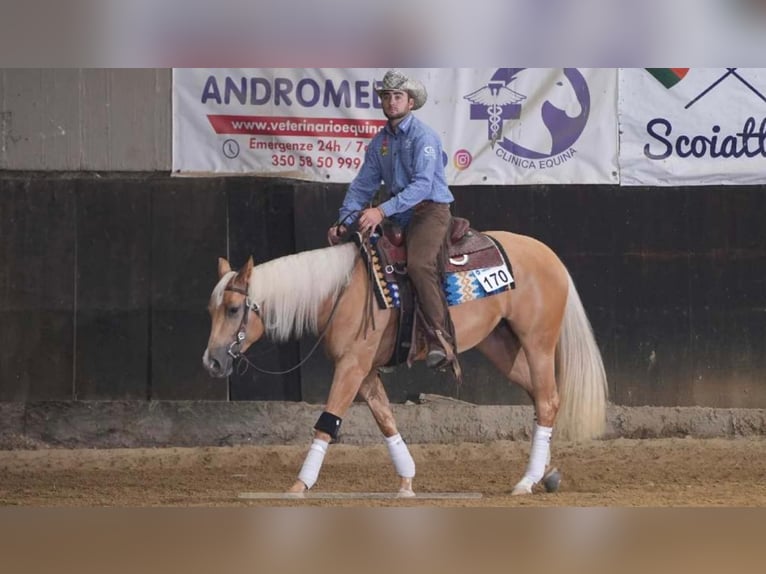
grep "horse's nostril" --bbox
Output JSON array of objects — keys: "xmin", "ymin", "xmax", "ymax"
[{"xmin": 203, "ymin": 350, "xmax": 223, "ymax": 375}]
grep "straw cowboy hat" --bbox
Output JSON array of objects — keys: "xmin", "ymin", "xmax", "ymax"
[{"xmin": 375, "ymin": 69, "xmax": 428, "ymax": 110}]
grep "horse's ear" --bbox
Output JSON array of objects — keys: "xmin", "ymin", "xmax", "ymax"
[
  {"xmin": 242, "ymin": 256, "xmax": 254, "ymax": 279},
  {"xmin": 218, "ymin": 257, "xmax": 231, "ymax": 278},
  {"xmin": 232, "ymin": 256, "xmax": 254, "ymax": 285}
]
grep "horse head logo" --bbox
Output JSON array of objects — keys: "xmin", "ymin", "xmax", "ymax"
[{"xmin": 466, "ymin": 68, "xmax": 590, "ymax": 159}]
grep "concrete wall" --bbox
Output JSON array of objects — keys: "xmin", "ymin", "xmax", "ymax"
[{"xmin": 1, "ymin": 69, "xmax": 170, "ymax": 170}]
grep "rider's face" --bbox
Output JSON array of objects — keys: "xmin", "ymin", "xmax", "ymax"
[{"xmin": 380, "ymin": 90, "xmax": 413, "ymax": 121}]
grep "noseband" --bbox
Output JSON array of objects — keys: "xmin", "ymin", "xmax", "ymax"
[{"xmin": 223, "ymin": 284, "xmax": 261, "ymax": 360}]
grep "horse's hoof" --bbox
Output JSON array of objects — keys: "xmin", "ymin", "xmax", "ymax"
[
  {"xmin": 511, "ymin": 478, "xmax": 534, "ymax": 496},
  {"xmin": 286, "ymin": 480, "xmax": 307, "ymax": 497},
  {"xmin": 542, "ymin": 468, "xmax": 561, "ymax": 493},
  {"xmin": 284, "ymin": 491, "xmax": 306, "ymax": 499},
  {"xmin": 397, "ymin": 476, "xmax": 415, "ymax": 498}
]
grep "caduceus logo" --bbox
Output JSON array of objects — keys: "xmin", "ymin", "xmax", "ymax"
[
  {"xmin": 465, "ymin": 68, "xmax": 590, "ymax": 168},
  {"xmin": 464, "ymin": 80, "xmax": 526, "ymax": 148}
]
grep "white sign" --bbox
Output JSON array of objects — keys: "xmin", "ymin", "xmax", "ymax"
[
  {"xmin": 472, "ymin": 265, "xmax": 514, "ymax": 293},
  {"xmin": 172, "ymin": 68, "xmax": 619, "ymax": 186},
  {"xmin": 619, "ymin": 68, "xmax": 766, "ymax": 186}
]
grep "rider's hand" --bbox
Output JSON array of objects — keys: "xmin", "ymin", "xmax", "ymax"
[
  {"xmin": 327, "ymin": 224, "xmax": 347, "ymax": 246},
  {"xmin": 358, "ymin": 207, "xmax": 385, "ymax": 233}
]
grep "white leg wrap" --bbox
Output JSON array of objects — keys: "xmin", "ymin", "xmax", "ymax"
[
  {"xmin": 385, "ymin": 433, "xmax": 416, "ymax": 479},
  {"xmin": 522, "ymin": 424, "xmax": 553, "ymax": 485},
  {"xmin": 297, "ymin": 438, "xmax": 329, "ymax": 490}
]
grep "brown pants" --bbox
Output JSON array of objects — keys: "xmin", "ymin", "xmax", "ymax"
[{"xmin": 406, "ymin": 201, "xmax": 453, "ymax": 349}]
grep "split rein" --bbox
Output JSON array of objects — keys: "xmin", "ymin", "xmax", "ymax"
[{"xmin": 223, "ymin": 282, "xmax": 346, "ymax": 376}]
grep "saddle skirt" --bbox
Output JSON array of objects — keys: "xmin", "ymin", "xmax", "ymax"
[{"xmin": 359, "ymin": 217, "xmax": 515, "ymax": 310}]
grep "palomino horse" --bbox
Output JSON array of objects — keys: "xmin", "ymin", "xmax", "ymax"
[{"xmin": 203, "ymin": 230, "xmax": 608, "ymax": 496}]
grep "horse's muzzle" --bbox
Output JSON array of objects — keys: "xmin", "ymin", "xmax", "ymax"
[{"xmin": 202, "ymin": 348, "xmax": 233, "ymax": 378}]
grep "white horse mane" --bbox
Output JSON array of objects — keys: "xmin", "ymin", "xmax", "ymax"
[{"xmin": 211, "ymin": 243, "xmax": 358, "ymax": 343}]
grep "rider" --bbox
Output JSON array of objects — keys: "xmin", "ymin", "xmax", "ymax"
[{"xmin": 328, "ymin": 69, "xmax": 456, "ymax": 369}]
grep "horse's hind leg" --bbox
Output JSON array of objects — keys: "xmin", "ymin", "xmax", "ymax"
[
  {"xmin": 512, "ymin": 344, "xmax": 559, "ymax": 494},
  {"xmin": 474, "ymin": 321, "xmax": 531, "ymax": 394},
  {"xmin": 475, "ymin": 322, "xmax": 558, "ymax": 495},
  {"xmin": 358, "ymin": 373, "xmax": 416, "ymax": 497}
]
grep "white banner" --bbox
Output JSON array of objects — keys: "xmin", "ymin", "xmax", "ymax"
[
  {"xmin": 619, "ymin": 68, "xmax": 766, "ymax": 186},
  {"xmin": 172, "ymin": 68, "xmax": 619, "ymax": 185}
]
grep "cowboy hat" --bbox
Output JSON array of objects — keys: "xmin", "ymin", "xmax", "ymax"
[{"xmin": 375, "ymin": 69, "xmax": 427, "ymax": 110}]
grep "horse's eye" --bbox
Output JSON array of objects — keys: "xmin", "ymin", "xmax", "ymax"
[{"xmin": 227, "ymin": 305, "xmax": 240, "ymax": 317}]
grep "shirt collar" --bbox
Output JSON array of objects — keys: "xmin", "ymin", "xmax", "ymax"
[{"xmin": 385, "ymin": 113, "xmax": 414, "ymax": 136}]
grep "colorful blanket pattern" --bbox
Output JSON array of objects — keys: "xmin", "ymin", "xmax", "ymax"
[
  {"xmin": 365, "ymin": 234, "xmax": 401, "ymax": 309},
  {"xmin": 443, "ymin": 269, "xmax": 511, "ymax": 306}
]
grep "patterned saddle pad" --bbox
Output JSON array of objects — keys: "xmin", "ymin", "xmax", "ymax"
[{"xmin": 359, "ymin": 217, "xmax": 515, "ymax": 310}]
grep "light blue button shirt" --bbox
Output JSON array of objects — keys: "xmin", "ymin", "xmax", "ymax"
[{"xmin": 338, "ymin": 113, "xmax": 454, "ymax": 228}]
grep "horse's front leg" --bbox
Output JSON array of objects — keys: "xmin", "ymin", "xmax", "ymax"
[
  {"xmin": 287, "ymin": 357, "xmax": 372, "ymax": 495},
  {"xmin": 358, "ymin": 373, "xmax": 416, "ymax": 497}
]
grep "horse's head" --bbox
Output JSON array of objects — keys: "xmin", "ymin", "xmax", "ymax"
[
  {"xmin": 507, "ymin": 69, "xmax": 580, "ymax": 118},
  {"xmin": 541, "ymin": 69, "xmax": 582, "ymax": 118},
  {"xmin": 202, "ymin": 256, "xmax": 265, "ymax": 378}
]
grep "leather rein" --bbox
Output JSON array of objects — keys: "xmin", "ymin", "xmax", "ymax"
[{"xmin": 223, "ymin": 281, "xmax": 346, "ymax": 376}]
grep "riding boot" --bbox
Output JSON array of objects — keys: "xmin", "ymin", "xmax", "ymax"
[
  {"xmin": 426, "ymin": 328, "xmax": 453, "ymax": 369},
  {"xmin": 406, "ymin": 202, "xmax": 456, "ymax": 370}
]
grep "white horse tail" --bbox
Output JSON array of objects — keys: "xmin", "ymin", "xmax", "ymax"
[{"xmin": 554, "ymin": 272, "xmax": 608, "ymax": 441}]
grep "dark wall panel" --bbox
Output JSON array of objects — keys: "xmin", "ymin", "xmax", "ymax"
[
  {"xmin": 75, "ymin": 179, "xmax": 151, "ymax": 399},
  {"xmin": 0, "ymin": 178, "xmax": 75, "ymax": 400},
  {"xmin": 687, "ymin": 187, "xmax": 766, "ymax": 407},
  {"xmin": 610, "ymin": 259, "xmax": 692, "ymax": 406},
  {"xmin": 150, "ymin": 179, "xmax": 228, "ymax": 400},
  {"xmin": 225, "ymin": 179, "xmax": 302, "ymax": 401},
  {"xmin": 0, "ymin": 174, "xmax": 764, "ymax": 408},
  {"xmin": 690, "ymin": 258, "xmax": 766, "ymax": 407}
]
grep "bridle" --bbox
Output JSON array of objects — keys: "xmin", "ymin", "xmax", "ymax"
[
  {"xmin": 221, "ymin": 280, "xmax": 346, "ymax": 376},
  {"xmin": 223, "ymin": 284, "xmax": 261, "ymax": 361}
]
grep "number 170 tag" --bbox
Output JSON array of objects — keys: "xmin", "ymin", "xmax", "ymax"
[{"xmin": 472, "ymin": 265, "xmax": 514, "ymax": 293}]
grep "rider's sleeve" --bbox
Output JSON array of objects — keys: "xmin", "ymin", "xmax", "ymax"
[{"xmin": 338, "ymin": 143, "xmax": 383, "ymax": 225}]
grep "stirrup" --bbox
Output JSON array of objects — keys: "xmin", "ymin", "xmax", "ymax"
[{"xmin": 426, "ymin": 347, "xmax": 448, "ymax": 369}]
